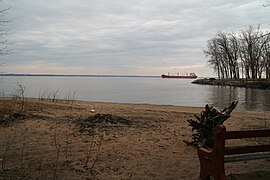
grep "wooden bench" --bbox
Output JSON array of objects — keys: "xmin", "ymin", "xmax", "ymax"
[{"xmin": 197, "ymin": 125, "xmax": 270, "ymax": 180}]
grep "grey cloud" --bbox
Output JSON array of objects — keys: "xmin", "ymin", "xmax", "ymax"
[{"xmin": 2, "ymin": 0, "xmax": 269, "ymax": 75}]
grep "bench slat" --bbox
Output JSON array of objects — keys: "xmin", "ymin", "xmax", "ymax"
[
  {"xmin": 226, "ymin": 129, "xmax": 270, "ymax": 139},
  {"xmin": 225, "ymin": 144, "xmax": 270, "ymax": 155},
  {"xmin": 225, "ymin": 152, "xmax": 270, "ymax": 162},
  {"xmin": 198, "ymin": 125, "xmax": 270, "ymax": 179}
]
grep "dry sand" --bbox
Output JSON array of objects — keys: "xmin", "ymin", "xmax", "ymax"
[{"xmin": 0, "ymin": 98, "xmax": 270, "ymax": 179}]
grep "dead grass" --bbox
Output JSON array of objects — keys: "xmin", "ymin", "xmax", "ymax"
[{"xmin": 0, "ymin": 98, "xmax": 269, "ymax": 179}]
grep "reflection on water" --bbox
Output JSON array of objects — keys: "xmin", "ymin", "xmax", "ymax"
[
  {"xmin": 208, "ymin": 85, "xmax": 270, "ymax": 111},
  {"xmin": 0, "ymin": 76, "xmax": 269, "ymax": 111}
]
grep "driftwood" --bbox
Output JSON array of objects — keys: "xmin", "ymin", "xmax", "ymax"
[{"xmin": 184, "ymin": 101, "xmax": 238, "ymax": 148}]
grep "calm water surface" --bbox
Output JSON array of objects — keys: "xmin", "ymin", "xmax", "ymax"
[{"xmin": 0, "ymin": 76, "xmax": 269, "ymax": 111}]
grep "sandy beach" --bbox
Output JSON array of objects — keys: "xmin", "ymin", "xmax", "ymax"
[{"xmin": 0, "ymin": 98, "xmax": 270, "ymax": 179}]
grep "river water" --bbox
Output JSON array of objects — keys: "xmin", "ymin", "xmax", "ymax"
[{"xmin": 0, "ymin": 76, "xmax": 269, "ymax": 111}]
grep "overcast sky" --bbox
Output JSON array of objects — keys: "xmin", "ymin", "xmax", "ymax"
[{"xmin": 1, "ymin": 0, "xmax": 269, "ymax": 76}]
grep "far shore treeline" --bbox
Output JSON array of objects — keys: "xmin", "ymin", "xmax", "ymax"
[{"xmin": 205, "ymin": 25, "xmax": 270, "ymax": 79}]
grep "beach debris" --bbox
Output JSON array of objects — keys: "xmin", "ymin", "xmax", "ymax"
[
  {"xmin": 90, "ymin": 109, "xmax": 96, "ymax": 113},
  {"xmin": 184, "ymin": 101, "xmax": 238, "ymax": 148},
  {"xmin": 0, "ymin": 110, "xmax": 27, "ymax": 126},
  {"xmin": 76, "ymin": 113, "xmax": 132, "ymax": 135},
  {"xmin": 82, "ymin": 113, "xmax": 131, "ymax": 125}
]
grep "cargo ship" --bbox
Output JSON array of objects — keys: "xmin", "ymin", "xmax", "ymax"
[{"xmin": 161, "ymin": 72, "xmax": 197, "ymax": 79}]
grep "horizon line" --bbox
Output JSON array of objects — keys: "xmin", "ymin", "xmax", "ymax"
[{"xmin": 0, "ymin": 73, "xmax": 160, "ymax": 78}]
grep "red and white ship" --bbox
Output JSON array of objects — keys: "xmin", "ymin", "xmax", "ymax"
[{"xmin": 161, "ymin": 72, "xmax": 197, "ymax": 79}]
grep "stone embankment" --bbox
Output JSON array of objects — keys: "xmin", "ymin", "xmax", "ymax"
[{"xmin": 192, "ymin": 78, "xmax": 270, "ymax": 89}]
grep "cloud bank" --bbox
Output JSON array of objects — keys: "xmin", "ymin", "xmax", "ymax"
[{"xmin": 2, "ymin": 0, "xmax": 269, "ymax": 76}]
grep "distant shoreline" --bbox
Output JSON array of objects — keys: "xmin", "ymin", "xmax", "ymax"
[
  {"xmin": 0, "ymin": 73, "xmax": 160, "ymax": 78},
  {"xmin": 192, "ymin": 78, "xmax": 270, "ymax": 89}
]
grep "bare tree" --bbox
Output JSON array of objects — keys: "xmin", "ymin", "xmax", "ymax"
[
  {"xmin": 0, "ymin": 1, "xmax": 11, "ymax": 57},
  {"xmin": 205, "ymin": 32, "xmax": 240, "ymax": 79},
  {"xmin": 205, "ymin": 25, "xmax": 270, "ymax": 79},
  {"xmin": 263, "ymin": 0, "xmax": 270, "ymax": 7},
  {"xmin": 261, "ymin": 40, "xmax": 270, "ymax": 78},
  {"xmin": 0, "ymin": 1, "xmax": 11, "ymax": 77},
  {"xmin": 204, "ymin": 38, "xmax": 223, "ymax": 79},
  {"xmin": 239, "ymin": 25, "xmax": 270, "ymax": 79}
]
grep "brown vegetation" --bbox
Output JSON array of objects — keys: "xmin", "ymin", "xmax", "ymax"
[{"xmin": 0, "ymin": 98, "xmax": 270, "ymax": 179}]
